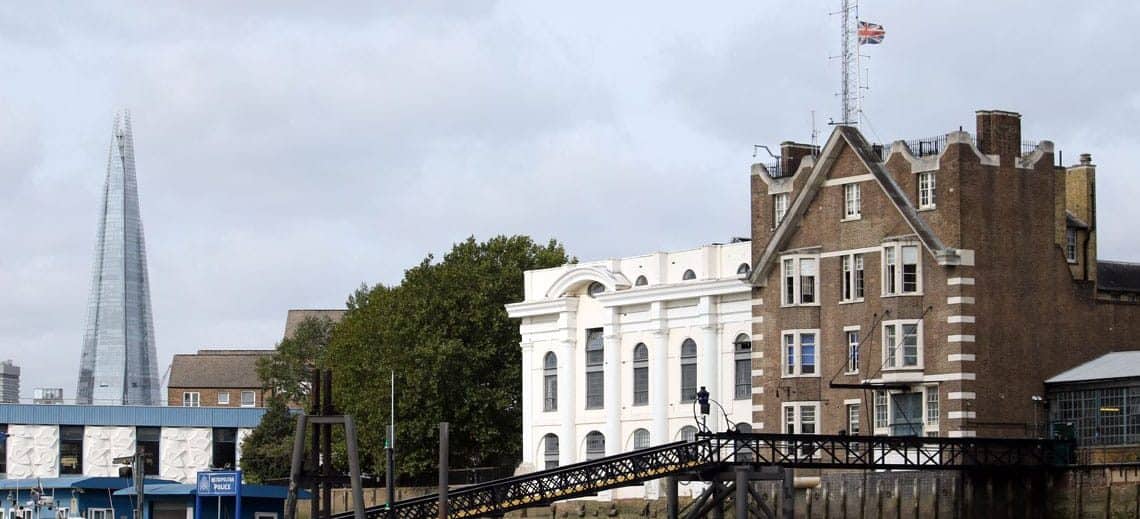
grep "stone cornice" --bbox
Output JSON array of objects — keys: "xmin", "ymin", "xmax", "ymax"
[{"xmin": 505, "ymin": 297, "xmax": 577, "ymax": 318}]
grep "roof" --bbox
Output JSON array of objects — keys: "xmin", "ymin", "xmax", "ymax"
[
  {"xmin": 0, "ymin": 404, "xmax": 265, "ymax": 427},
  {"xmin": 1098, "ymin": 261, "xmax": 1140, "ymax": 293},
  {"xmin": 0, "ymin": 477, "xmax": 177, "ymax": 490},
  {"xmin": 1046, "ymin": 351, "xmax": 1140, "ymax": 384},
  {"xmin": 115, "ymin": 483, "xmax": 309, "ymax": 499},
  {"xmin": 168, "ymin": 350, "xmax": 272, "ymax": 389},
  {"xmin": 749, "ymin": 126, "xmax": 957, "ymax": 286},
  {"xmin": 283, "ymin": 309, "xmax": 346, "ymax": 340}
]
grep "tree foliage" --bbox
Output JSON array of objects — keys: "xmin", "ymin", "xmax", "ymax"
[
  {"xmin": 239, "ymin": 395, "xmax": 296, "ymax": 483},
  {"xmin": 257, "ymin": 316, "xmax": 337, "ymax": 407},
  {"xmin": 325, "ymin": 235, "xmax": 571, "ymax": 480}
]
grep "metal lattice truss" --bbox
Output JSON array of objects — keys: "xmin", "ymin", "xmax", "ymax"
[{"xmin": 335, "ymin": 433, "xmax": 1071, "ymax": 519}]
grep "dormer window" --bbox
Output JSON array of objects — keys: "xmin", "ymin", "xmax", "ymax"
[
  {"xmin": 737, "ymin": 263, "xmax": 751, "ymax": 276},
  {"xmin": 682, "ymin": 269, "xmax": 697, "ymax": 281},
  {"xmin": 587, "ymin": 281, "xmax": 605, "ymax": 297},
  {"xmin": 634, "ymin": 275, "xmax": 648, "ymax": 286},
  {"xmin": 918, "ymin": 171, "xmax": 936, "ymax": 209}
]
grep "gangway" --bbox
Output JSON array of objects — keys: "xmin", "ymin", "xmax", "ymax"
[{"xmin": 334, "ymin": 432, "xmax": 1072, "ymax": 519}]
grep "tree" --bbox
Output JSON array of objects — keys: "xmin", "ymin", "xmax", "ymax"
[
  {"xmin": 239, "ymin": 395, "xmax": 296, "ymax": 483},
  {"xmin": 325, "ymin": 235, "xmax": 571, "ymax": 480},
  {"xmin": 257, "ymin": 316, "xmax": 337, "ymax": 407}
]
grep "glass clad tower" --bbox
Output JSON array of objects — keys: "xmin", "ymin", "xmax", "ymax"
[{"xmin": 76, "ymin": 112, "xmax": 160, "ymax": 405}]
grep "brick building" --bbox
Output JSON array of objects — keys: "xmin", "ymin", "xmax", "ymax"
[
  {"xmin": 167, "ymin": 349, "xmax": 272, "ymax": 408},
  {"xmin": 747, "ymin": 110, "xmax": 1140, "ymax": 438}
]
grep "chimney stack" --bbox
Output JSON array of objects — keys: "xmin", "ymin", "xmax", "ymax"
[
  {"xmin": 975, "ymin": 110, "xmax": 1021, "ymax": 165},
  {"xmin": 780, "ymin": 141, "xmax": 818, "ymax": 176},
  {"xmin": 1079, "ymin": 153, "xmax": 1092, "ymax": 166}
]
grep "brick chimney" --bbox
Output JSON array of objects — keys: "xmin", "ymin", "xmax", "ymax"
[
  {"xmin": 780, "ymin": 141, "xmax": 818, "ymax": 176},
  {"xmin": 975, "ymin": 110, "xmax": 1021, "ymax": 165}
]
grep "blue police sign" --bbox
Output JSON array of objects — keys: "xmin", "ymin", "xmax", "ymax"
[{"xmin": 197, "ymin": 470, "xmax": 242, "ymax": 497}]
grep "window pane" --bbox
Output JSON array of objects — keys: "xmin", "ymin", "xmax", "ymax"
[
  {"xmin": 681, "ymin": 426, "xmax": 698, "ymax": 443},
  {"xmin": 735, "ymin": 358, "xmax": 751, "ymax": 399},
  {"xmin": 586, "ymin": 372, "xmax": 604, "ymax": 409},
  {"xmin": 847, "ymin": 331, "xmax": 859, "ymax": 372},
  {"xmin": 543, "ymin": 434, "xmax": 559, "ymax": 470},
  {"xmin": 848, "ymin": 404, "xmax": 861, "ymax": 434},
  {"xmin": 854, "ymin": 254, "xmax": 865, "ymax": 298},
  {"xmin": 800, "ymin": 334, "xmax": 816, "ymax": 375},
  {"xmin": 885, "ymin": 325, "xmax": 897, "ymax": 367},
  {"xmin": 926, "ymin": 387, "xmax": 940, "ymax": 425},
  {"xmin": 633, "ymin": 429, "xmax": 650, "ymax": 450},
  {"xmin": 212, "ymin": 428, "xmax": 237, "ymax": 469},
  {"xmin": 633, "ymin": 367, "xmax": 648, "ymax": 406},
  {"xmin": 785, "ymin": 334, "xmax": 795, "ymax": 375},
  {"xmin": 902, "ymin": 324, "xmax": 919, "ymax": 366},
  {"xmin": 544, "ymin": 374, "xmax": 558, "ymax": 412},
  {"xmin": 800, "ymin": 406, "xmax": 816, "ymax": 434},
  {"xmin": 586, "ymin": 432, "xmax": 605, "ymax": 460},
  {"xmin": 681, "ymin": 365, "xmax": 697, "ymax": 402}
]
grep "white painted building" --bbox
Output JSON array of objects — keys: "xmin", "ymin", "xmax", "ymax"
[{"xmin": 506, "ymin": 240, "xmax": 755, "ymax": 496}]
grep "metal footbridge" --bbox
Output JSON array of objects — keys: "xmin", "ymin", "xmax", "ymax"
[{"xmin": 333, "ymin": 432, "xmax": 1073, "ymax": 519}]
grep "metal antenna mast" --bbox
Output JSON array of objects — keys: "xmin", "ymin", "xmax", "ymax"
[{"xmin": 836, "ymin": 0, "xmax": 860, "ymax": 126}]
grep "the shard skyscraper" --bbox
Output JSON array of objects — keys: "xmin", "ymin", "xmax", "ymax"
[{"xmin": 76, "ymin": 112, "xmax": 160, "ymax": 405}]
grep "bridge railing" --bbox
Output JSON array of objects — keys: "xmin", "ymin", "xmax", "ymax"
[{"xmin": 701, "ymin": 432, "xmax": 1074, "ymax": 470}]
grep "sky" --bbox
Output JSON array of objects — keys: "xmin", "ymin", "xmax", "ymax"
[{"xmin": 1, "ymin": 2, "xmax": 1138, "ymax": 400}]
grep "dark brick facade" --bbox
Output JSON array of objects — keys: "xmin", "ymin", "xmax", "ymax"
[{"xmin": 748, "ymin": 110, "xmax": 1140, "ymax": 438}]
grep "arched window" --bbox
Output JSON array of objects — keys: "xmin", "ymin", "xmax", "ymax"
[
  {"xmin": 585, "ymin": 329, "xmax": 604, "ymax": 409},
  {"xmin": 734, "ymin": 334, "xmax": 752, "ymax": 400},
  {"xmin": 543, "ymin": 352, "xmax": 558, "ymax": 412},
  {"xmin": 632, "ymin": 343, "xmax": 649, "ymax": 406},
  {"xmin": 587, "ymin": 281, "xmax": 605, "ymax": 297},
  {"xmin": 585, "ymin": 431, "xmax": 605, "ymax": 460},
  {"xmin": 680, "ymin": 426, "xmax": 698, "ymax": 443},
  {"xmin": 737, "ymin": 263, "xmax": 751, "ymax": 275},
  {"xmin": 682, "ymin": 269, "xmax": 697, "ymax": 281},
  {"xmin": 632, "ymin": 428, "xmax": 650, "ymax": 450},
  {"xmin": 680, "ymin": 339, "xmax": 697, "ymax": 402},
  {"xmin": 634, "ymin": 275, "xmax": 648, "ymax": 286},
  {"xmin": 542, "ymin": 434, "xmax": 559, "ymax": 470}
]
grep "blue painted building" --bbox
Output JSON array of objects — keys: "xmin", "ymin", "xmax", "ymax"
[
  {"xmin": 116, "ymin": 482, "xmax": 307, "ymax": 519},
  {"xmin": 0, "ymin": 476, "xmax": 177, "ymax": 519}
]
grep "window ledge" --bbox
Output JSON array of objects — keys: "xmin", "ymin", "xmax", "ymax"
[
  {"xmin": 838, "ymin": 298, "xmax": 865, "ymax": 305},
  {"xmin": 881, "ymin": 366, "xmax": 924, "ymax": 372},
  {"xmin": 1067, "ymin": 259, "xmax": 1078, "ymax": 264},
  {"xmin": 841, "ymin": 215, "xmax": 862, "ymax": 222},
  {"xmin": 844, "ymin": 371, "xmax": 860, "ymax": 376},
  {"xmin": 880, "ymin": 292, "xmax": 924, "ymax": 299},
  {"xmin": 918, "ymin": 205, "xmax": 937, "ymax": 212},
  {"xmin": 781, "ymin": 374, "xmax": 822, "ymax": 379}
]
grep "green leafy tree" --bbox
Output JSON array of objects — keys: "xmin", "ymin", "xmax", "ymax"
[
  {"xmin": 239, "ymin": 395, "xmax": 296, "ymax": 483},
  {"xmin": 257, "ymin": 316, "xmax": 337, "ymax": 407},
  {"xmin": 326, "ymin": 235, "xmax": 571, "ymax": 480}
]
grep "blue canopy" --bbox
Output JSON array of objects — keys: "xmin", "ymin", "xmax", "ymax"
[{"xmin": 115, "ymin": 483, "xmax": 308, "ymax": 499}]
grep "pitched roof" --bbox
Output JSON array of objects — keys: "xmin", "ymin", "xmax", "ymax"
[
  {"xmin": 749, "ymin": 126, "xmax": 957, "ymax": 286},
  {"xmin": 168, "ymin": 349, "xmax": 272, "ymax": 388},
  {"xmin": 283, "ymin": 309, "xmax": 346, "ymax": 340},
  {"xmin": 1046, "ymin": 351, "xmax": 1140, "ymax": 384},
  {"xmin": 1098, "ymin": 261, "xmax": 1140, "ymax": 293},
  {"xmin": 1065, "ymin": 210, "xmax": 1090, "ymax": 229}
]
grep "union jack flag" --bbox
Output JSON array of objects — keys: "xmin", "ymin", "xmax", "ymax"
[{"xmin": 858, "ymin": 21, "xmax": 886, "ymax": 45}]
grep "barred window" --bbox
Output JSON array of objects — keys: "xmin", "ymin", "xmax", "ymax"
[
  {"xmin": 633, "ymin": 428, "xmax": 650, "ymax": 450},
  {"xmin": 680, "ymin": 339, "xmax": 698, "ymax": 403},
  {"xmin": 543, "ymin": 434, "xmax": 559, "ymax": 470},
  {"xmin": 585, "ymin": 329, "xmax": 604, "ymax": 409},
  {"xmin": 543, "ymin": 352, "xmax": 558, "ymax": 412},
  {"xmin": 734, "ymin": 334, "xmax": 752, "ymax": 399},
  {"xmin": 585, "ymin": 431, "xmax": 605, "ymax": 460},
  {"xmin": 632, "ymin": 343, "xmax": 649, "ymax": 406}
]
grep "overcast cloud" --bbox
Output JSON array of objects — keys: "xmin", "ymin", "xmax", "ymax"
[{"xmin": 1, "ymin": 1, "xmax": 1138, "ymax": 399}]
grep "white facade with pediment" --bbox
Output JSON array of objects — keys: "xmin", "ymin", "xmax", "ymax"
[{"xmin": 506, "ymin": 241, "xmax": 756, "ymax": 497}]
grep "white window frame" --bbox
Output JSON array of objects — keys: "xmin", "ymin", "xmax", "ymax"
[
  {"xmin": 182, "ymin": 392, "xmax": 200, "ymax": 407},
  {"xmin": 843, "ymin": 183, "xmax": 861, "ymax": 220},
  {"xmin": 873, "ymin": 387, "xmax": 941, "ymax": 437},
  {"xmin": 882, "ymin": 319, "xmax": 923, "ymax": 370},
  {"xmin": 217, "ymin": 392, "xmax": 230, "ymax": 406},
  {"xmin": 1065, "ymin": 228, "xmax": 1078, "ymax": 263},
  {"xmin": 782, "ymin": 401, "xmax": 822, "ymax": 457},
  {"xmin": 780, "ymin": 254, "xmax": 820, "ymax": 307},
  {"xmin": 773, "ymin": 193, "xmax": 789, "ymax": 226},
  {"xmin": 925, "ymin": 385, "xmax": 940, "ymax": 433},
  {"xmin": 840, "ymin": 253, "xmax": 865, "ymax": 303},
  {"xmin": 88, "ymin": 509, "xmax": 114, "ymax": 519},
  {"xmin": 781, "ymin": 330, "xmax": 819, "ymax": 378},
  {"xmin": 873, "ymin": 391, "xmax": 889, "ymax": 435},
  {"xmin": 917, "ymin": 171, "xmax": 936, "ymax": 209},
  {"xmin": 881, "ymin": 242, "xmax": 922, "ymax": 296},
  {"xmin": 240, "ymin": 390, "xmax": 256, "ymax": 408},
  {"xmin": 844, "ymin": 328, "xmax": 860, "ymax": 374},
  {"xmin": 846, "ymin": 403, "xmax": 861, "ymax": 435}
]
